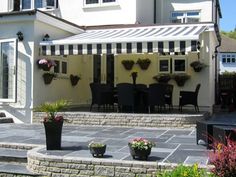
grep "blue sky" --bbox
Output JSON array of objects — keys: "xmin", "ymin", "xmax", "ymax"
[{"xmin": 220, "ymin": 0, "xmax": 236, "ymax": 32}]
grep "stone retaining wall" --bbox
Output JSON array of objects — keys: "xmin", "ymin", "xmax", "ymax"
[
  {"xmin": 33, "ymin": 112, "xmax": 209, "ymax": 128},
  {"xmin": 28, "ymin": 147, "xmax": 173, "ymax": 177}
]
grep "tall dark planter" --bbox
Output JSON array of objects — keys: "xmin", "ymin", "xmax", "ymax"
[{"xmin": 44, "ymin": 121, "xmax": 63, "ymax": 150}]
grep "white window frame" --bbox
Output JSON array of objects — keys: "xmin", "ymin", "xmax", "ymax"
[
  {"xmin": 51, "ymin": 57, "xmax": 68, "ymax": 76},
  {"xmin": 83, "ymin": 0, "xmax": 119, "ymax": 8},
  {"xmin": 172, "ymin": 56, "xmax": 187, "ymax": 73},
  {"xmin": 0, "ymin": 38, "xmax": 17, "ymax": 103},
  {"xmin": 171, "ymin": 11, "xmax": 200, "ymax": 24},
  {"xmin": 158, "ymin": 56, "xmax": 171, "ymax": 74}
]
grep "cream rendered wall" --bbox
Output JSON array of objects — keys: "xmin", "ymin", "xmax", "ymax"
[
  {"xmin": 58, "ymin": 0, "xmax": 137, "ymax": 26},
  {"xmin": 33, "ymin": 21, "xmax": 77, "ymax": 107},
  {"xmin": 158, "ymin": 0, "xmax": 213, "ymax": 24}
]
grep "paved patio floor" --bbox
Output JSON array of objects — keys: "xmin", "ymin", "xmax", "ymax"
[{"xmin": 0, "ymin": 123, "xmax": 210, "ymax": 165}]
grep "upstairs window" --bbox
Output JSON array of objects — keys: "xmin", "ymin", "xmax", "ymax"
[
  {"xmin": 221, "ymin": 54, "xmax": 236, "ymax": 64},
  {"xmin": 171, "ymin": 11, "xmax": 200, "ymax": 24},
  {"xmin": 84, "ymin": 0, "xmax": 118, "ymax": 7},
  {"xmin": 21, "ymin": 0, "xmax": 58, "ymax": 10}
]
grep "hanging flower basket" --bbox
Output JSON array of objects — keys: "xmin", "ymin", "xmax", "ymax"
[
  {"xmin": 37, "ymin": 59, "xmax": 56, "ymax": 71},
  {"xmin": 43, "ymin": 73, "xmax": 56, "ymax": 85},
  {"xmin": 121, "ymin": 60, "xmax": 135, "ymax": 70},
  {"xmin": 190, "ymin": 61, "xmax": 207, "ymax": 72},
  {"xmin": 172, "ymin": 74, "xmax": 190, "ymax": 87},
  {"xmin": 153, "ymin": 74, "xmax": 171, "ymax": 83},
  {"xmin": 137, "ymin": 58, "xmax": 151, "ymax": 70},
  {"xmin": 70, "ymin": 74, "xmax": 80, "ymax": 86}
]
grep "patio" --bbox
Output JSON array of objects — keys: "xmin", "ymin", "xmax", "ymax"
[{"xmin": 0, "ymin": 123, "xmax": 211, "ymax": 176}]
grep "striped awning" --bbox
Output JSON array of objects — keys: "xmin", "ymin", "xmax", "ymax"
[{"xmin": 40, "ymin": 23, "xmax": 214, "ymax": 56}]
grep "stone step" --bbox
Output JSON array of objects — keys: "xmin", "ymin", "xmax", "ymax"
[
  {"xmin": 0, "ymin": 148, "xmax": 27, "ymax": 164},
  {"xmin": 0, "ymin": 162, "xmax": 42, "ymax": 176},
  {"xmin": 0, "ymin": 117, "xmax": 14, "ymax": 124}
]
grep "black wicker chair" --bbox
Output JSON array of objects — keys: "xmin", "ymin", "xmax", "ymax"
[
  {"xmin": 90, "ymin": 83, "xmax": 114, "ymax": 111},
  {"xmin": 165, "ymin": 84, "xmax": 174, "ymax": 110},
  {"xmin": 148, "ymin": 83, "xmax": 166, "ymax": 113},
  {"xmin": 179, "ymin": 84, "xmax": 201, "ymax": 112},
  {"xmin": 116, "ymin": 83, "xmax": 135, "ymax": 112}
]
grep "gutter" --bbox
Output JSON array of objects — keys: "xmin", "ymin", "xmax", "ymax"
[
  {"xmin": 214, "ymin": 23, "xmax": 222, "ymax": 105},
  {"xmin": 154, "ymin": 0, "xmax": 156, "ymax": 24}
]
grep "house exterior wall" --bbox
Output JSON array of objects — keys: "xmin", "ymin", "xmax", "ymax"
[
  {"xmin": 157, "ymin": 0, "xmax": 213, "ymax": 24},
  {"xmin": 0, "ymin": 0, "xmax": 13, "ymax": 13},
  {"xmin": 0, "ymin": 18, "xmax": 35, "ymax": 123},
  {"xmin": 58, "ymin": 0, "xmax": 138, "ymax": 26},
  {"xmin": 219, "ymin": 53, "xmax": 236, "ymax": 73},
  {"xmin": 33, "ymin": 21, "xmax": 74, "ymax": 108}
]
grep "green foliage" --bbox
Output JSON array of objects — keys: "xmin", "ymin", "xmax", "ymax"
[
  {"xmin": 221, "ymin": 71, "xmax": 236, "ymax": 75},
  {"xmin": 88, "ymin": 141, "xmax": 106, "ymax": 148},
  {"xmin": 221, "ymin": 29, "xmax": 236, "ymax": 40},
  {"xmin": 34, "ymin": 99, "xmax": 69, "ymax": 119},
  {"xmin": 156, "ymin": 164, "xmax": 213, "ymax": 177}
]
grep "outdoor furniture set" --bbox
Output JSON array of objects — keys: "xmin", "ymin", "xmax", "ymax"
[
  {"xmin": 196, "ymin": 120, "xmax": 236, "ymax": 149},
  {"xmin": 90, "ymin": 82, "xmax": 200, "ymax": 113}
]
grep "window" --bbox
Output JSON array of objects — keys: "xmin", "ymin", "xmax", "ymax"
[
  {"xmin": 22, "ymin": 0, "xmax": 31, "ymax": 9},
  {"xmin": 35, "ymin": 0, "xmax": 43, "ymax": 8},
  {"xmin": 53, "ymin": 59, "xmax": 67, "ymax": 75},
  {"xmin": 171, "ymin": 11, "xmax": 200, "ymax": 24},
  {"xmin": 172, "ymin": 57, "xmax": 186, "ymax": 73},
  {"xmin": 159, "ymin": 57, "xmax": 170, "ymax": 73},
  {"xmin": 0, "ymin": 39, "xmax": 17, "ymax": 102},
  {"xmin": 221, "ymin": 53, "xmax": 236, "ymax": 64},
  {"xmin": 21, "ymin": 0, "xmax": 58, "ymax": 10},
  {"xmin": 84, "ymin": 0, "xmax": 118, "ymax": 7}
]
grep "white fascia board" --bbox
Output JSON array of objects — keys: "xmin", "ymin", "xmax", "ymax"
[
  {"xmin": 40, "ymin": 35, "xmax": 200, "ymax": 46},
  {"xmin": 36, "ymin": 11, "xmax": 84, "ymax": 34}
]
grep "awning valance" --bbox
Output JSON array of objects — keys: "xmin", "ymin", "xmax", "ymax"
[{"xmin": 40, "ymin": 23, "xmax": 214, "ymax": 56}]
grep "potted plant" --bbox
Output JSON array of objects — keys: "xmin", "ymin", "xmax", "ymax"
[
  {"xmin": 88, "ymin": 141, "xmax": 106, "ymax": 157},
  {"xmin": 190, "ymin": 61, "xmax": 207, "ymax": 72},
  {"xmin": 121, "ymin": 60, "xmax": 135, "ymax": 70},
  {"xmin": 70, "ymin": 74, "xmax": 81, "ymax": 86},
  {"xmin": 136, "ymin": 58, "xmax": 151, "ymax": 70},
  {"xmin": 172, "ymin": 73, "xmax": 190, "ymax": 87},
  {"xmin": 34, "ymin": 100, "xmax": 69, "ymax": 150},
  {"xmin": 43, "ymin": 73, "xmax": 56, "ymax": 85},
  {"xmin": 153, "ymin": 74, "xmax": 171, "ymax": 83},
  {"xmin": 128, "ymin": 138, "xmax": 155, "ymax": 160},
  {"xmin": 37, "ymin": 58, "xmax": 56, "ymax": 71}
]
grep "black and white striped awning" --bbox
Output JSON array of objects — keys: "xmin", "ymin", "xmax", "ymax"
[{"xmin": 40, "ymin": 23, "xmax": 214, "ymax": 56}]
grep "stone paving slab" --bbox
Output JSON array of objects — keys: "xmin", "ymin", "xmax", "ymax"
[{"xmin": 0, "ymin": 124, "xmax": 210, "ymax": 165}]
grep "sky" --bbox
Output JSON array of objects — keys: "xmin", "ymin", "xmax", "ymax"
[{"xmin": 220, "ymin": 0, "xmax": 236, "ymax": 32}]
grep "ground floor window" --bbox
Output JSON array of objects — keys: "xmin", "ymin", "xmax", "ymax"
[
  {"xmin": 159, "ymin": 57, "xmax": 171, "ymax": 73},
  {"xmin": 172, "ymin": 57, "xmax": 187, "ymax": 73},
  {"xmin": 0, "ymin": 39, "xmax": 17, "ymax": 102},
  {"xmin": 158, "ymin": 56, "xmax": 187, "ymax": 74}
]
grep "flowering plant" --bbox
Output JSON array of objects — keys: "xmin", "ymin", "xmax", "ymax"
[
  {"xmin": 34, "ymin": 99, "xmax": 69, "ymax": 123},
  {"xmin": 209, "ymin": 137, "xmax": 236, "ymax": 177},
  {"xmin": 37, "ymin": 58, "xmax": 56, "ymax": 71},
  {"xmin": 129, "ymin": 138, "xmax": 155, "ymax": 150},
  {"xmin": 88, "ymin": 141, "xmax": 106, "ymax": 148}
]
